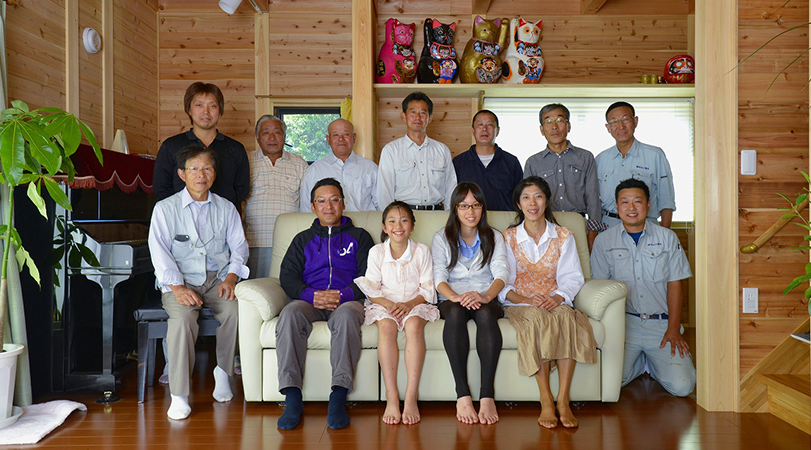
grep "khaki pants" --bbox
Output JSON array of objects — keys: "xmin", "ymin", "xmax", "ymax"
[{"xmin": 161, "ymin": 272, "xmax": 238, "ymax": 396}]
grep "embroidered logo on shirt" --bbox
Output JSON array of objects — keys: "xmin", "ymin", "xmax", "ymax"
[
  {"xmin": 339, "ymin": 242, "xmax": 354, "ymax": 256},
  {"xmin": 635, "ymin": 165, "xmax": 651, "ymax": 171}
]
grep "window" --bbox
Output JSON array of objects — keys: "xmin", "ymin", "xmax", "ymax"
[
  {"xmin": 273, "ymin": 107, "xmax": 341, "ymax": 162},
  {"xmin": 484, "ymin": 98, "xmax": 695, "ymax": 221}
]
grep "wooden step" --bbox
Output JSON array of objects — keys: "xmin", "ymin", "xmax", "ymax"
[{"xmin": 761, "ymin": 374, "xmax": 811, "ymax": 435}]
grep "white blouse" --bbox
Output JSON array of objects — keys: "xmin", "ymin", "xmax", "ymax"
[{"xmin": 354, "ymin": 239, "xmax": 437, "ymax": 304}]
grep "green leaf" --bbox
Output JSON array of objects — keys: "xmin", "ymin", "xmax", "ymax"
[
  {"xmin": 785, "ymin": 280, "xmax": 802, "ymax": 294},
  {"xmin": 797, "ymin": 193, "xmax": 808, "ymax": 206},
  {"xmin": 777, "ymin": 192, "xmax": 792, "ymax": 204},
  {"xmin": 60, "ymin": 119, "xmax": 81, "ymax": 156},
  {"xmin": 42, "ymin": 114, "xmax": 69, "ymax": 139},
  {"xmin": 792, "ymin": 246, "xmax": 811, "ymax": 251},
  {"xmin": 781, "ymin": 213, "xmax": 797, "ymax": 220},
  {"xmin": 16, "ymin": 246, "xmax": 40, "ymax": 286},
  {"xmin": 801, "ymin": 171, "xmax": 811, "ymax": 185},
  {"xmin": 42, "ymin": 177, "xmax": 71, "ymax": 211},
  {"xmin": 77, "ymin": 120, "xmax": 101, "ymax": 163},
  {"xmin": 803, "ymin": 286, "xmax": 811, "ymax": 301},
  {"xmin": 67, "ymin": 246, "xmax": 81, "ymax": 269},
  {"xmin": 0, "ymin": 108, "xmax": 23, "ymax": 116},
  {"xmin": 9, "ymin": 100, "xmax": 28, "ymax": 113},
  {"xmin": 77, "ymin": 243, "xmax": 100, "ymax": 267},
  {"xmin": 26, "ymin": 182, "xmax": 47, "ymax": 219},
  {"xmin": 18, "ymin": 121, "xmax": 60, "ymax": 175},
  {"xmin": 0, "ymin": 121, "xmax": 25, "ymax": 185},
  {"xmin": 37, "ymin": 107, "xmax": 66, "ymax": 114}
]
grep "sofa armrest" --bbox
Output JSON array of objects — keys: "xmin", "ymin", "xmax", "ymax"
[
  {"xmin": 236, "ymin": 277, "xmax": 286, "ymax": 402},
  {"xmin": 235, "ymin": 277, "xmax": 287, "ymax": 321},
  {"xmin": 574, "ymin": 279, "xmax": 628, "ymax": 321}
]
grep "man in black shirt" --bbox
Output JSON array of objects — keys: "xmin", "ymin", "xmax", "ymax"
[{"xmin": 153, "ymin": 82, "xmax": 250, "ymax": 206}]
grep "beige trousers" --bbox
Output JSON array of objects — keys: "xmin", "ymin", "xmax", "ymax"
[{"xmin": 161, "ymin": 272, "xmax": 238, "ymax": 396}]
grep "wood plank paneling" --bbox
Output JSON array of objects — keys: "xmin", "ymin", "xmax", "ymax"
[
  {"xmin": 376, "ymin": 97, "xmax": 473, "ymax": 159},
  {"xmin": 79, "ymin": 0, "xmax": 103, "ymax": 139},
  {"xmin": 6, "ymin": 0, "xmax": 65, "ymax": 109},
  {"xmin": 738, "ymin": 0, "xmax": 810, "ymax": 378},
  {"xmin": 115, "ymin": 1, "xmax": 159, "ymax": 155}
]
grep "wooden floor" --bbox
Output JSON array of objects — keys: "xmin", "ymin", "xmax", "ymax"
[{"xmin": 24, "ymin": 347, "xmax": 811, "ymax": 450}]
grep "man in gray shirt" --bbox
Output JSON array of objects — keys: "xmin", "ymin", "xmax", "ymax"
[
  {"xmin": 524, "ymin": 103, "xmax": 601, "ymax": 249},
  {"xmin": 590, "ymin": 178, "xmax": 695, "ymax": 397}
]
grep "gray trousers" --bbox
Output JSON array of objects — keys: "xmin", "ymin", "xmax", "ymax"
[
  {"xmin": 275, "ymin": 299, "xmax": 363, "ymax": 392},
  {"xmin": 161, "ymin": 272, "xmax": 238, "ymax": 396}
]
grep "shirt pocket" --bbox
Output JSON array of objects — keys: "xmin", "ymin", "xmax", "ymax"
[
  {"xmin": 428, "ymin": 153, "xmax": 448, "ymax": 186},
  {"xmin": 641, "ymin": 245, "xmax": 669, "ymax": 282},
  {"xmin": 607, "ymin": 248, "xmax": 633, "ymax": 282},
  {"xmin": 395, "ymin": 160, "xmax": 417, "ymax": 187},
  {"xmin": 567, "ymin": 164, "xmax": 586, "ymax": 185},
  {"xmin": 538, "ymin": 168, "xmax": 555, "ymax": 181}
]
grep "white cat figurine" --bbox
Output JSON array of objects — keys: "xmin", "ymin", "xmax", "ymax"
[{"xmin": 501, "ymin": 18, "xmax": 544, "ymax": 84}]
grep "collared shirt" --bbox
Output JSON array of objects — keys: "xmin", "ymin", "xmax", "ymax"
[
  {"xmin": 523, "ymin": 141, "xmax": 601, "ymax": 225},
  {"xmin": 453, "ymin": 144, "xmax": 524, "ymax": 211},
  {"xmin": 377, "ymin": 135, "xmax": 457, "ymax": 208},
  {"xmin": 354, "ymin": 239, "xmax": 437, "ymax": 305},
  {"xmin": 432, "ymin": 229, "xmax": 509, "ymax": 302},
  {"xmin": 243, "ymin": 150, "xmax": 308, "ymax": 248},
  {"xmin": 590, "ymin": 222, "xmax": 691, "ymax": 315},
  {"xmin": 153, "ymin": 129, "xmax": 250, "ymax": 206},
  {"xmin": 459, "ymin": 233, "xmax": 481, "ymax": 259},
  {"xmin": 299, "ymin": 151, "xmax": 379, "ymax": 212},
  {"xmin": 595, "ymin": 139, "xmax": 676, "ymax": 220},
  {"xmin": 498, "ymin": 220, "xmax": 584, "ymax": 307},
  {"xmin": 149, "ymin": 188, "xmax": 250, "ymax": 292}
]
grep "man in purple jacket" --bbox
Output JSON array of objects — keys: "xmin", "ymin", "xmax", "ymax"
[{"xmin": 275, "ymin": 177, "xmax": 374, "ymax": 431}]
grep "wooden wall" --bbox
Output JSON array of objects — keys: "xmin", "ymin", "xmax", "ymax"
[
  {"xmin": 7, "ymin": 0, "xmax": 66, "ymax": 110},
  {"xmin": 114, "ymin": 1, "xmax": 160, "ymax": 155},
  {"xmin": 737, "ymin": 0, "xmax": 810, "ymax": 377},
  {"xmin": 78, "ymin": 0, "xmax": 103, "ymax": 136}
]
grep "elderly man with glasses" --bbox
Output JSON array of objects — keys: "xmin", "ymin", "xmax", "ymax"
[
  {"xmin": 595, "ymin": 101, "xmax": 676, "ymax": 230},
  {"xmin": 524, "ymin": 103, "xmax": 602, "ymax": 249}
]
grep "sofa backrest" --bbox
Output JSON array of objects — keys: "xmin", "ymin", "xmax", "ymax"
[{"xmin": 267, "ymin": 210, "xmax": 591, "ymax": 280}]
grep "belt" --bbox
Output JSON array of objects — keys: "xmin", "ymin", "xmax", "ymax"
[
  {"xmin": 626, "ymin": 312, "xmax": 669, "ymax": 320},
  {"xmin": 408, "ymin": 203, "xmax": 443, "ymax": 211},
  {"xmin": 603, "ymin": 210, "xmax": 620, "ymax": 219}
]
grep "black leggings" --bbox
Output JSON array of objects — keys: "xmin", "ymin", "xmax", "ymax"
[{"xmin": 439, "ymin": 300, "xmax": 503, "ymax": 399}]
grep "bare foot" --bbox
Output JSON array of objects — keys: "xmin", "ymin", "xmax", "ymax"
[
  {"xmin": 382, "ymin": 399, "xmax": 401, "ymax": 425},
  {"xmin": 557, "ymin": 401, "xmax": 579, "ymax": 428},
  {"xmin": 538, "ymin": 402, "xmax": 558, "ymax": 429},
  {"xmin": 478, "ymin": 397, "xmax": 499, "ymax": 424},
  {"xmin": 455, "ymin": 396, "xmax": 478, "ymax": 424},
  {"xmin": 402, "ymin": 398, "xmax": 421, "ymax": 425}
]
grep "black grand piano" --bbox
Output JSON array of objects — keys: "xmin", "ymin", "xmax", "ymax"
[{"xmin": 52, "ymin": 145, "xmax": 157, "ymax": 393}]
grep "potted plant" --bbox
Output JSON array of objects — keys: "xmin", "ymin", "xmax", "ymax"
[{"xmin": 0, "ymin": 100, "xmax": 100, "ymax": 426}]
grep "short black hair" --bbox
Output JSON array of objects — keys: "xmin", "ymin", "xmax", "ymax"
[
  {"xmin": 472, "ymin": 109, "xmax": 499, "ymax": 128},
  {"xmin": 310, "ymin": 177, "xmax": 345, "ymax": 204},
  {"xmin": 539, "ymin": 103, "xmax": 570, "ymax": 123},
  {"xmin": 615, "ymin": 178, "xmax": 650, "ymax": 201},
  {"xmin": 605, "ymin": 101, "xmax": 635, "ymax": 121},
  {"xmin": 402, "ymin": 92, "xmax": 433, "ymax": 115},
  {"xmin": 176, "ymin": 144, "xmax": 218, "ymax": 172}
]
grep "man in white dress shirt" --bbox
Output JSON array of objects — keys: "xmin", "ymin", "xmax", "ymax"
[
  {"xmin": 377, "ymin": 92, "xmax": 457, "ymax": 210},
  {"xmin": 299, "ymin": 118, "xmax": 378, "ymax": 212},
  {"xmin": 148, "ymin": 145, "xmax": 249, "ymax": 420}
]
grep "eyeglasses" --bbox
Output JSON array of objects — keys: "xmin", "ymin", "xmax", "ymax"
[
  {"xmin": 314, "ymin": 197, "xmax": 342, "ymax": 205},
  {"xmin": 607, "ymin": 116, "xmax": 634, "ymax": 128},
  {"xmin": 541, "ymin": 117, "xmax": 567, "ymax": 126},
  {"xmin": 184, "ymin": 167, "xmax": 215, "ymax": 175},
  {"xmin": 457, "ymin": 203, "xmax": 483, "ymax": 211}
]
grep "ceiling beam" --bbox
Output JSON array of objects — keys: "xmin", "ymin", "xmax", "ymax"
[
  {"xmin": 472, "ymin": 0, "xmax": 492, "ymax": 16},
  {"xmin": 580, "ymin": 0, "xmax": 609, "ymax": 14}
]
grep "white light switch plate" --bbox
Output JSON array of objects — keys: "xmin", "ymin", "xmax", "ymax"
[
  {"xmin": 743, "ymin": 288, "xmax": 758, "ymax": 313},
  {"xmin": 741, "ymin": 150, "xmax": 757, "ymax": 175}
]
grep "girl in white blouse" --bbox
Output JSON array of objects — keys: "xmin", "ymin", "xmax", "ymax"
[{"xmin": 354, "ymin": 201, "xmax": 439, "ymax": 425}]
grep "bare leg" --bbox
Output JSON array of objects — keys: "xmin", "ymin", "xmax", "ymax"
[
  {"xmin": 456, "ymin": 396, "xmax": 478, "ymax": 424},
  {"xmin": 534, "ymin": 362, "xmax": 558, "ymax": 428},
  {"xmin": 478, "ymin": 397, "xmax": 499, "ymax": 424},
  {"xmin": 402, "ymin": 317, "xmax": 426, "ymax": 425},
  {"xmin": 377, "ymin": 319, "xmax": 401, "ymax": 425},
  {"xmin": 556, "ymin": 358, "xmax": 579, "ymax": 428}
]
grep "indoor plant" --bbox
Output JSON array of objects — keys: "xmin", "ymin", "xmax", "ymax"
[{"xmin": 0, "ymin": 100, "xmax": 100, "ymax": 424}]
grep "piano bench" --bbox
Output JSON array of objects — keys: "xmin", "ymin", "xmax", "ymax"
[{"xmin": 134, "ymin": 303, "xmax": 221, "ymax": 403}]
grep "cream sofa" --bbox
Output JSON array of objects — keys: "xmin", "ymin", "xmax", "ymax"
[{"xmin": 235, "ymin": 210, "xmax": 627, "ymax": 403}]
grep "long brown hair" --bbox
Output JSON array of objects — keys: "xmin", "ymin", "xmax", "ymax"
[
  {"xmin": 443, "ymin": 182, "xmax": 495, "ymax": 270},
  {"xmin": 509, "ymin": 176, "xmax": 559, "ymax": 228}
]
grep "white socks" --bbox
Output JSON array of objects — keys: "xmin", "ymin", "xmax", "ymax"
[
  {"xmin": 167, "ymin": 395, "xmax": 191, "ymax": 420},
  {"xmin": 212, "ymin": 366, "xmax": 233, "ymax": 403}
]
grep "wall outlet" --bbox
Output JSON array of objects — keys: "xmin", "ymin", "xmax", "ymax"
[{"xmin": 743, "ymin": 288, "xmax": 758, "ymax": 313}]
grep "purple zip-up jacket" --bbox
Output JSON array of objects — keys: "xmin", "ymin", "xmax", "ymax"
[{"xmin": 280, "ymin": 216, "xmax": 374, "ymax": 304}]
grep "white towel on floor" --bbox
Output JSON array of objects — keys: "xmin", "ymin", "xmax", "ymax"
[{"xmin": 0, "ymin": 400, "xmax": 86, "ymax": 445}]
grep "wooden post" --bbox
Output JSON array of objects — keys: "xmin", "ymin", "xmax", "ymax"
[
  {"xmin": 694, "ymin": 0, "xmax": 740, "ymax": 411},
  {"xmin": 65, "ymin": 1, "xmax": 79, "ymax": 115},
  {"xmin": 102, "ymin": 0, "xmax": 114, "ymax": 148},
  {"xmin": 351, "ymin": 0, "xmax": 376, "ymax": 161},
  {"xmin": 255, "ymin": 11, "xmax": 271, "ymax": 130}
]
